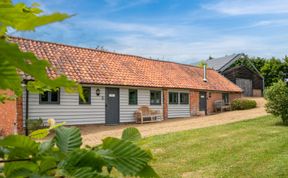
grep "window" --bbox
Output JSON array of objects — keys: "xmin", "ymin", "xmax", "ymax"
[
  {"xmin": 129, "ymin": 89, "xmax": 138, "ymax": 105},
  {"xmin": 39, "ymin": 90, "xmax": 60, "ymax": 104},
  {"xmin": 150, "ymin": 90, "xmax": 161, "ymax": 105},
  {"xmin": 180, "ymin": 93, "xmax": 189, "ymax": 104},
  {"xmin": 169, "ymin": 92, "xmax": 178, "ymax": 104},
  {"xmin": 222, "ymin": 93, "xmax": 229, "ymax": 104},
  {"xmin": 79, "ymin": 87, "xmax": 91, "ymax": 104}
]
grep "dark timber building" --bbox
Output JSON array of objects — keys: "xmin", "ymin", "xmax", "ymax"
[{"xmin": 206, "ymin": 53, "xmax": 264, "ymax": 97}]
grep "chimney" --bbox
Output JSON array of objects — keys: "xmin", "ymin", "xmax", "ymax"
[{"xmin": 203, "ymin": 64, "xmax": 207, "ymax": 82}]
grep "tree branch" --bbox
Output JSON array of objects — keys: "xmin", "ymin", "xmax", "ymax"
[{"xmin": 0, "ymin": 158, "xmax": 32, "ymax": 163}]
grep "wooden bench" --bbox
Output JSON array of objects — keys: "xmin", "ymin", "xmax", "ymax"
[
  {"xmin": 134, "ymin": 106, "xmax": 163, "ymax": 124},
  {"xmin": 214, "ymin": 100, "xmax": 231, "ymax": 112}
]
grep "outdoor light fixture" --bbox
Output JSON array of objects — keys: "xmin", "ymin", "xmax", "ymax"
[
  {"xmin": 96, "ymin": 88, "xmax": 100, "ymax": 96},
  {"xmin": 209, "ymin": 92, "xmax": 211, "ymax": 98}
]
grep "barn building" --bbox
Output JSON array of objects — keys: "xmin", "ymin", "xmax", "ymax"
[{"xmin": 206, "ymin": 53, "xmax": 264, "ymax": 97}]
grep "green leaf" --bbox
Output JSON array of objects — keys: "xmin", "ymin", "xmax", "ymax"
[
  {"xmin": 0, "ymin": 1, "xmax": 70, "ymax": 33},
  {"xmin": 55, "ymin": 127, "xmax": 82, "ymax": 152},
  {"xmin": 67, "ymin": 167, "xmax": 107, "ymax": 178},
  {"xmin": 60, "ymin": 149, "xmax": 105, "ymax": 173},
  {"xmin": 4, "ymin": 161, "xmax": 37, "ymax": 177},
  {"xmin": 0, "ymin": 146, "xmax": 9, "ymax": 158},
  {"xmin": 38, "ymin": 139, "xmax": 55, "ymax": 155},
  {"xmin": 49, "ymin": 122, "xmax": 65, "ymax": 130},
  {"xmin": 0, "ymin": 57, "xmax": 22, "ymax": 95},
  {"xmin": 136, "ymin": 165, "xmax": 160, "ymax": 178},
  {"xmin": 0, "ymin": 135, "xmax": 39, "ymax": 157},
  {"xmin": 39, "ymin": 156, "xmax": 57, "ymax": 174},
  {"xmin": 101, "ymin": 137, "xmax": 152, "ymax": 176},
  {"xmin": 121, "ymin": 127, "xmax": 142, "ymax": 142},
  {"xmin": 29, "ymin": 128, "xmax": 49, "ymax": 139}
]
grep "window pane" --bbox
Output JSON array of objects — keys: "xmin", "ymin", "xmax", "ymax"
[
  {"xmin": 150, "ymin": 91, "xmax": 161, "ymax": 105},
  {"xmin": 40, "ymin": 91, "xmax": 49, "ymax": 102},
  {"xmin": 80, "ymin": 87, "xmax": 91, "ymax": 104},
  {"xmin": 222, "ymin": 93, "xmax": 229, "ymax": 104},
  {"xmin": 129, "ymin": 89, "xmax": 138, "ymax": 105},
  {"xmin": 169, "ymin": 92, "xmax": 178, "ymax": 104},
  {"xmin": 51, "ymin": 90, "xmax": 59, "ymax": 103},
  {"xmin": 180, "ymin": 93, "xmax": 189, "ymax": 104}
]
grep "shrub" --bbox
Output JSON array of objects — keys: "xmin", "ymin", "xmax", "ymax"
[
  {"xmin": 231, "ymin": 99, "xmax": 257, "ymax": 110},
  {"xmin": 265, "ymin": 80, "xmax": 288, "ymax": 125},
  {"xmin": 27, "ymin": 118, "xmax": 46, "ymax": 132}
]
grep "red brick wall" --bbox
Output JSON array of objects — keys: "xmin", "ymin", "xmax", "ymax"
[
  {"xmin": 207, "ymin": 92, "xmax": 222, "ymax": 114},
  {"xmin": 189, "ymin": 91, "xmax": 242, "ymax": 115},
  {"xmin": 0, "ymin": 90, "xmax": 16, "ymax": 136},
  {"xmin": 163, "ymin": 89, "xmax": 168, "ymax": 120},
  {"xmin": 230, "ymin": 93, "xmax": 242, "ymax": 101},
  {"xmin": 16, "ymin": 96, "xmax": 23, "ymax": 134},
  {"xmin": 189, "ymin": 90, "xmax": 199, "ymax": 116},
  {"xmin": 207, "ymin": 92, "xmax": 242, "ymax": 114}
]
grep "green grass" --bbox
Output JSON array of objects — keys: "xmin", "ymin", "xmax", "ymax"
[{"xmin": 141, "ymin": 115, "xmax": 288, "ymax": 178}]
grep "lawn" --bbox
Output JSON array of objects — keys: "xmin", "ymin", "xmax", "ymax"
[{"xmin": 141, "ymin": 115, "xmax": 288, "ymax": 178}]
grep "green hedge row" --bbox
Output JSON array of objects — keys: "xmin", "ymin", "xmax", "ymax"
[{"xmin": 231, "ymin": 99, "xmax": 257, "ymax": 110}]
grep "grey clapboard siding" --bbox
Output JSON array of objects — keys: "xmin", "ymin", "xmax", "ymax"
[
  {"xmin": 23, "ymin": 86, "xmax": 106, "ymax": 125},
  {"xmin": 168, "ymin": 90, "xmax": 190, "ymax": 118},
  {"xmin": 120, "ymin": 88, "xmax": 163, "ymax": 123},
  {"xmin": 23, "ymin": 86, "xmax": 190, "ymax": 125}
]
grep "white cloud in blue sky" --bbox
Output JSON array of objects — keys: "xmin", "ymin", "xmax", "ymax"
[{"xmin": 12, "ymin": 0, "xmax": 288, "ymax": 63}]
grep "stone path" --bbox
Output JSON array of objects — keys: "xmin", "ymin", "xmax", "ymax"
[{"xmin": 80, "ymin": 97, "xmax": 268, "ymax": 145}]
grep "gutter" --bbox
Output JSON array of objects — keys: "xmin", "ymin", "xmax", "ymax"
[{"xmin": 25, "ymin": 88, "xmax": 29, "ymax": 136}]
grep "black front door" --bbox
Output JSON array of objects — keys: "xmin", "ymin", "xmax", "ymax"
[
  {"xmin": 105, "ymin": 88, "xmax": 120, "ymax": 125},
  {"xmin": 199, "ymin": 91, "xmax": 207, "ymax": 114}
]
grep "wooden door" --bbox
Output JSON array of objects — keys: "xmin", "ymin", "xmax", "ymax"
[{"xmin": 236, "ymin": 78, "xmax": 252, "ymax": 96}]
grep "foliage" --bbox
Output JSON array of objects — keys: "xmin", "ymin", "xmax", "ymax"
[
  {"xmin": 197, "ymin": 60, "xmax": 207, "ymax": 67},
  {"xmin": 229, "ymin": 54, "xmax": 266, "ymax": 73},
  {"xmin": 231, "ymin": 99, "xmax": 257, "ymax": 110},
  {"xmin": 27, "ymin": 118, "xmax": 45, "ymax": 133},
  {"xmin": 261, "ymin": 57, "xmax": 287, "ymax": 87},
  {"xmin": 0, "ymin": 125, "xmax": 159, "ymax": 177},
  {"xmin": 229, "ymin": 55, "xmax": 288, "ymax": 87},
  {"xmin": 0, "ymin": 0, "xmax": 83, "ymax": 103},
  {"xmin": 264, "ymin": 80, "xmax": 288, "ymax": 124}
]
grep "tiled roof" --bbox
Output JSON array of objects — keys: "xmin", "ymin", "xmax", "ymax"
[{"xmin": 10, "ymin": 37, "xmax": 242, "ymax": 92}]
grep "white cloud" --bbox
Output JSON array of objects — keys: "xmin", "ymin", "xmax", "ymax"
[
  {"xmin": 80, "ymin": 20, "xmax": 179, "ymax": 38},
  {"xmin": 252, "ymin": 19, "xmax": 288, "ymax": 27},
  {"xmin": 103, "ymin": 0, "xmax": 153, "ymax": 13},
  {"xmin": 203, "ymin": 0, "xmax": 288, "ymax": 15},
  {"xmin": 104, "ymin": 34, "xmax": 280, "ymax": 63}
]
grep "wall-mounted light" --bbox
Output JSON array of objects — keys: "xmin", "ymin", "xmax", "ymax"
[
  {"xmin": 209, "ymin": 92, "xmax": 212, "ymax": 98},
  {"xmin": 96, "ymin": 88, "xmax": 100, "ymax": 96}
]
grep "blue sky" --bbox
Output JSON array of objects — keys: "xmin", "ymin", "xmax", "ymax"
[{"xmin": 12, "ymin": 0, "xmax": 288, "ymax": 63}]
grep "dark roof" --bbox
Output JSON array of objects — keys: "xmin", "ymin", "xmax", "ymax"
[
  {"xmin": 10, "ymin": 36, "xmax": 242, "ymax": 92},
  {"xmin": 206, "ymin": 53, "xmax": 244, "ymax": 72}
]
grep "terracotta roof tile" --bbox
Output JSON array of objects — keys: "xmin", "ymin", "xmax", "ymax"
[{"xmin": 10, "ymin": 36, "xmax": 242, "ymax": 93}]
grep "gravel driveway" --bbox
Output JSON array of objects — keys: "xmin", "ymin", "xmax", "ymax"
[{"xmin": 80, "ymin": 97, "xmax": 268, "ymax": 146}]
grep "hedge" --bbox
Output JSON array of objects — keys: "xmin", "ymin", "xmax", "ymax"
[{"xmin": 231, "ymin": 99, "xmax": 257, "ymax": 110}]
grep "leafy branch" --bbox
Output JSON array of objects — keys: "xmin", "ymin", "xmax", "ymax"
[
  {"xmin": 0, "ymin": 0, "xmax": 83, "ymax": 103},
  {"xmin": 0, "ymin": 124, "xmax": 159, "ymax": 177}
]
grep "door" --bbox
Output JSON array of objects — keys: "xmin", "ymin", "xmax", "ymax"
[
  {"xmin": 199, "ymin": 91, "xmax": 207, "ymax": 114},
  {"xmin": 105, "ymin": 88, "xmax": 120, "ymax": 125},
  {"xmin": 236, "ymin": 78, "xmax": 252, "ymax": 96}
]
